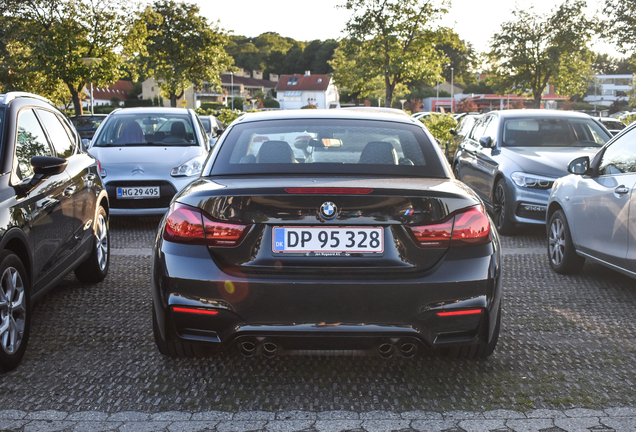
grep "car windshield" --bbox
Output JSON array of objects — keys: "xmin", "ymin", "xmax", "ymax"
[
  {"xmin": 210, "ymin": 119, "xmax": 447, "ymax": 178},
  {"xmin": 70, "ymin": 115, "xmax": 105, "ymax": 131},
  {"xmin": 92, "ymin": 112, "xmax": 198, "ymax": 147},
  {"xmin": 200, "ymin": 117, "xmax": 212, "ymax": 134},
  {"xmin": 601, "ymin": 120, "xmax": 626, "ymax": 130},
  {"xmin": 502, "ymin": 117, "xmax": 611, "ymax": 147}
]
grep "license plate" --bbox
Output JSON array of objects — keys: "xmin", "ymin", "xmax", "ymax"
[
  {"xmin": 273, "ymin": 227, "xmax": 383, "ymax": 253},
  {"xmin": 116, "ymin": 186, "xmax": 160, "ymax": 199}
]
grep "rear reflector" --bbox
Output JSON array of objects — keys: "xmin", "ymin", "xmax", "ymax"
[
  {"xmin": 173, "ymin": 306, "xmax": 219, "ymax": 316},
  {"xmin": 285, "ymin": 187, "xmax": 373, "ymax": 194},
  {"xmin": 436, "ymin": 309, "xmax": 482, "ymax": 317},
  {"xmin": 407, "ymin": 205, "xmax": 490, "ymax": 248},
  {"xmin": 164, "ymin": 203, "xmax": 250, "ymax": 246}
]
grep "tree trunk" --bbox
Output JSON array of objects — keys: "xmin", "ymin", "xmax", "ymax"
[
  {"xmin": 170, "ymin": 94, "xmax": 177, "ymax": 107},
  {"xmin": 532, "ymin": 91, "xmax": 543, "ymax": 108},
  {"xmin": 68, "ymin": 83, "xmax": 84, "ymax": 116},
  {"xmin": 385, "ymin": 77, "xmax": 394, "ymax": 108}
]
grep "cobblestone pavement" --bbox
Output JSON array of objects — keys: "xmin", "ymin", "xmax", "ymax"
[{"xmin": 1, "ymin": 218, "xmax": 636, "ymax": 431}]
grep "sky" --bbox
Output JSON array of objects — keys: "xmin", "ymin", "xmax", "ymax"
[{"xmin": 196, "ymin": 0, "xmax": 618, "ymax": 57}]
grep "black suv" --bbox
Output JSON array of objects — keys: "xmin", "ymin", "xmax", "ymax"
[{"xmin": 0, "ymin": 92, "xmax": 110, "ymax": 371}]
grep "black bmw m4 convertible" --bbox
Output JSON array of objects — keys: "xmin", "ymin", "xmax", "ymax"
[{"xmin": 151, "ymin": 109, "xmax": 502, "ymax": 360}]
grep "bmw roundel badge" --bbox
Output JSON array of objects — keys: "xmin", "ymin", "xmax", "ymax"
[{"xmin": 320, "ymin": 201, "xmax": 337, "ymax": 220}]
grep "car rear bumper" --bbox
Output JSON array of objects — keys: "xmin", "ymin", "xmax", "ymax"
[{"xmin": 152, "ymin": 239, "xmax": 502, "ymax": 354}]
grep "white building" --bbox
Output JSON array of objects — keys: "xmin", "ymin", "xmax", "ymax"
[
  {"xmin": 275, "ymin": 72, "xmax": 340, "ymax": 109},
  {"xmin": 584, "ymin": 74, "xmax": 634, "ymax": 107}
]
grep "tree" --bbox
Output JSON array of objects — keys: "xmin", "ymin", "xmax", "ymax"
[
  {"xmin": 332, "ymin": 0, "xmax": 449, "ymax": 108},
  {"xmin": 488, "ymin": 1, "xmax": 596, "ymax": 108},
  {"xmin": 604, "ymin": 0, "xmax": 636, "ymax": 57},
  {"xmin": 1, "ymin": 0, "xmax": 136, "ymax": 115},
  {"xmin": 137, "ymin": 0, "xmax": 234, "ymax": 107}
]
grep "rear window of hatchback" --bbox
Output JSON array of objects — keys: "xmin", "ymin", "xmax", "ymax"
[{"xmin": 209, "ymin": 119, "xmax": 447, "ymax": 178}]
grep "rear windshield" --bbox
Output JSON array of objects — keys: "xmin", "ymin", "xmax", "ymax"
[
  {"xmin": 70, "ymin": 115, "xmax": 105, "ymax": 132},
  {"xmin": 200, "ymin": 117, "xmax": 212, "ymax": 134},
  {"xmin": 601, "ymin": 120, "xmax": 626, "ymax": 130},
  {"xmin": 209, "ymin": 119, "xmax": 447, "ymax": 178},
  {"xmin": 92, "ymin": 112, "xmax": 198, "ymax": 147},
  {"xmin": 502, "ymin": 117, "xmax": 611, "ymax": 147}
]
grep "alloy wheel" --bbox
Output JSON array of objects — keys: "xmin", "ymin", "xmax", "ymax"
[
  {"xmin": 96, "ymin": 213, "xmax": 109, "ymax": 272},
  {"xmin": 548, "ymin": 217, "xmax": 565, "ymax": 266},
  {"xmin": 0, "ymin": 267, "xmax": 26, "ymax": 355},
  {"xmin": 493, "ymin": 183, "xmax": 506, "ymax": 229}
]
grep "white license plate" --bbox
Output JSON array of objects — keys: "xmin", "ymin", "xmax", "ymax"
[
  {"xmin": 116, "ymin": 186, "xmax": 160, "ymax": 199},
  {"xmin": 273, "ymin": 227, "xmax": 383, "ymax": 253}
]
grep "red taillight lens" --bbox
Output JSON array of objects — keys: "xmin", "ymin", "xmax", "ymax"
[
  {"xmin": 436, "ymin": 309, "xmax": 482, "ymax": 317},
  {"xmin": 173, "ymin": 306, "xmax": 219, "ymax": 316},
  {"xmin": 407, "ymin": 205, "xmax": 491, "ymax": 248},
  {"xmin": 164, "ymin": 203, "xmax": 250, "ymax": 246}
]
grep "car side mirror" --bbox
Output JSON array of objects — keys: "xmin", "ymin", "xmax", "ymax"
[
  {"xmin": 449, "ymin": 129, "xmax": 457, "ymax": 136},
  {"xmin": 479, "ymin": 136, "xmax": 493, "ymax": 148},
  {"xmin": 81, "ymin": 138, "xmax": 91, "ymax": 151},
  {"xmin": 568, "ymin": 156, "xmax": 590, "ymax": 175},
  {"xmin": 16, "ymin": 156, "xmax": 68, "ymax": 195},
  {"xmin": 215, "ymin": 128, "xmax": 224, "ymax": 138}
]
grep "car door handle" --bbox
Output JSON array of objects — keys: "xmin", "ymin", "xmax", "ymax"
[
  {"xmin": 614, "ymin": 185, "xmax": 630, "ymax": 195},
  {"xmin": 63, "ymin": 185, "xmax": 77, "ymax": 197}
]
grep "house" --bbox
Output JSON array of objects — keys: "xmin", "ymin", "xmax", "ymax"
[
  {"xmin": 83, "ymin": 80, "xmax": 133, "ymax": 108},
  {"xmin": 275, "ymin": 72, "xmax": 340, "ymax": 109},
  {"xmin": 584, "ymin": 74, "xmax": 634, "ymax": 107}
]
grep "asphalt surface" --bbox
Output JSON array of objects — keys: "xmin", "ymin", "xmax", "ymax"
[{"xmin": 1, "ymin": 217, "xmax": 636, "ymax": 431}]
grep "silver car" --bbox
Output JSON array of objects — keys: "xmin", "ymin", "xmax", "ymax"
[
  {"xmin": 88, "ymin": 108, "xmax": 210, "ymax": 216},
  {"xmin": 547, "ymin": 121, "xmax": 636, "ymax": 278}
]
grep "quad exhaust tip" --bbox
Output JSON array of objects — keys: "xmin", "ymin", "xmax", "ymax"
[
  {"xmin": 378, "ymin": 343, "xmax": 395, "ymax": 359},
  {"xmin": 262, "ymin": 341, "xmax": 278, "ymax": 358},
  {"xmin": 400, "ymin": 342, "xmax": 417, "ymax": 358},
  {"xmin": 239, "ymin": 341, "xmax": 256, "ymax": 357}
]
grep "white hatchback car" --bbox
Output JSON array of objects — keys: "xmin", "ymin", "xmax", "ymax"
[
  {"xmin": 546, "ymin": 121, "xmax": 636, "ymax": 278},
  {"xmin": 88, "ymin": 108, "xmax": 211, "ymax": 216}
]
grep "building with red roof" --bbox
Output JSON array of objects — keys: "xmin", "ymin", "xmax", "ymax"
[{"xmin": 275, "ymin": 72, "xmax": 340, "ymax": 109}]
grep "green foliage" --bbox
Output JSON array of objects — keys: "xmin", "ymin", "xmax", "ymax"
[
  {"xmin": 604, "ymin": 0, "xmax": 636, "ymax": 56},
  {"xmin": 420, "ymin": 113, "xmax": 458, "ymax": 145},
  {"xmin": 215, "ymin": 109, "xmax": 244, "ymax": 127},
  {"xmin": 1, "ymin": 0, "xmax": 137, "ymax": 115},
  {"xmin": 592, "ymin": 53, "xmax": 635, "ymax": 74},
  {"xmin": 200, "ymin": 102, "xmax": 226, "ymax": 111},
  {"xmin": 125, "ymin": 99, "xmax": 154, "ymax": 107},
  {"xmin": 262, "ymin": 98, "xmax": 280, "ymax": 108},
  {"xmin": 331, "ymin": 0, "xmax": 449, "ymax": 107},
  {"xmin": 137, "ymin": 0, "xmax": 234, "ymax": 107},
  {"xmin": 620, "ymin": 113, "xmax": 636, "ymax": 125},
  {"xmin": 488, "ymin": 1, "xmax": 596, "ymax": 107},
  {"xmin": 463, "ymin": 81, "xmax": 495, "ymax": 94}
]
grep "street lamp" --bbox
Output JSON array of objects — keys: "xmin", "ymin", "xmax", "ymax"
[
  {"xmin": 400, "ymin": 99, "xmax": 406, "ymax": 110},
  {"xmin": 378, "ymin": 97, "xmax": 381, "ymax": 107},
  {"xmin": 230, "ymin": 72, "xmax": 234, "ymax": 111},
  {"xmin": 79, "ymin": 57, "xmax": 101, "ymax": 115},
  {"xmin": 450, "ymin": 67, "xmax": 454, "ymax": 113}
]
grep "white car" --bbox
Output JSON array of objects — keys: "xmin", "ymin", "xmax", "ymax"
[
  {"xmin": 546, "ymin": 121, "xmax": 636, "ymax": 278},
  {"xmin": 88, "ymin": 107, "xmax": 211, "ymax": 216}
]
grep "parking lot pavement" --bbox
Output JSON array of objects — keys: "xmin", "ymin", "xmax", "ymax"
[{"xmin": 1, "ymin": 218, "xmax": 636, "ymax": 430}]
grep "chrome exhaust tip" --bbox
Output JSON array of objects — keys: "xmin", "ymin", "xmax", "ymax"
[
  {"xmin": 400, "ymin": 342, "xmax": 417, "ymax": 358},
  {"xmin": 262, "ymin": 341, "xmax": 278, "ymax": 358},
  {"xmin": 239, "ymin": 341, "xmax": 256, "ymax": 357},
  {"xmin": 378, "ymin": 343, "xmax": 395, "ymax": 359}
]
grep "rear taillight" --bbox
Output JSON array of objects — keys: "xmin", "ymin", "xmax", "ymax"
[
  {"xmin": 163, "ymin": 203, "xmax": 250, "ymax": 246},
  {"xmin": 407, "ymin": 205, "xmax": 490, "ymax": 248}
]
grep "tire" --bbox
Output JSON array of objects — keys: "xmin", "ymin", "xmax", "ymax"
[
  {"xmin": 74, "ymin": 206, "xmax": 109, "ymax": 283},
  {"xmin": 492, "ymin": 179, "xmax": 515, "ymax": 236},
  {"xmin": 547, "ymin": 209, "xmax": 585, "ymax": 274},
  {"xmin": 453, "ymin": 164, "xmax": 460, "ymax": 180},
  {"xmin": 0, "ymin": 251, "xmax": 31, "ymax": 372},
  {"xmin": 438, "ymin": 303, "xmax": 501, "ymax": 359},
  {"xmin": 152, "ymin": 303, "xmax": 212, "ymax": 358}
]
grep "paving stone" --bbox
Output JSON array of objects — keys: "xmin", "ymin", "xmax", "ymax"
[
  {"xmin": 443, "ymin": 411, "xmax": 486, "ymax": 420},
  {"xmin": 525, "ymin": 410, "xmax": 567, "ymax": 419},
  {"xmin": 215, "ymin": 421, "xmax": 267, "ymax": 432},
  {"xmin": 275, "ymin": 411, "xmax": 317, "ymax": 420},
  {"xmin": 67, "ymin": 411, "xmax": 110, "ymax": 421},
  {"xmin": 563, "ymin": 409, "xmax": 606, "ymax": 418},
  {"xmin": 400, "ymin": 411, "xmax": 443, "ymax": 420},
  {"xmin": 314, "ymin": 420, "xmax": 364, "ymax": 432},
  {"xmin": 458, "ymin": 419, "xmax": 506, "ymax": 432},
  {"xmin": 151, "ymin": 411, "xmax": 192, "ymax": 421},
  {"xmin": 25, "ymin": 410, "xmax": 68, "ymax": 420},
  {"xmin": 0, "ymin": 410, "xmax": 27, "ymax": 420},
  {"xmin": 233, "ymin": 411, "xmax": 275, "ymax": 421},
  {"xmin": 410, "ymin": 420, "xmax": 460, "ymax": 431},
  {"xmin": 264, "ymin": 420, "xmax": 315, "ymax": 431},
  {"xmin": 603, "ymin": 407, "xmax": 636, "ymax": 417},
  {"xmin": 600, "ymin": 417, "xmax": 636, "ymax": 430},
  {"xmin": 554, "ymin": 417, "xmax": 603, "ymax": 432},
  {"xmin": 72, "ymin": 421, "xmax": 122, "ymax": 432},
  {"xmin": 168, "ymin": 421, "xmax": 220, "ymax": 432},
  {"xmin": 108, "ymin": 412, "xmax": 152, "ymax": 422},
  {"xmin": 359, "ymin": 411, "xmax": 402, "ymax": 420},
  {"xmin": 119, "ymin": 421, "xmax": 171, "ymax": 432},
  {"xmin": 24, "ymin": 420, "xmax": 77, "ymax": 432},
  {"xmin": 317, "ymin": 411, "xmax": 359, "ymax": 420},
  {"xmin": 484, "ymin": 410, "xmax": 526, "ymax": 420},
  {"xmin": 191, "ymin": 412, "xmax": 233, "ymax": 421},
  {"xmin": 361, "ymin": 420, "xmax": 411, "ymax": 431},
  {"xmin": 0, "ymin": 419, "xmax": 28, "ymax": 430},
  {"xmin": 505, "ymin": 418, "xmax": 555, "ymax": 432}
]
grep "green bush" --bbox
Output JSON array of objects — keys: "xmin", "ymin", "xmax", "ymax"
[
  {"xmin": 215, "ymin": 109, "xmax": 244, "ymax": 127},
  {"xmin": 200, "ymin": 102, "xmax": 226, "ymax": 111},
  {"xmin": 621, "ymin": 113, "xmax": 636, "ymax": 125},
  {"xmin": 125, "ymin": 98, "xmax": 154, "ymax": 107},
  {"xmin": 263, "ymin": 98, "xmax": 280, "ymax": 108},
  {"xmin": 420, "ymin": 113, "xmax": 458, "ymax": 152}
]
